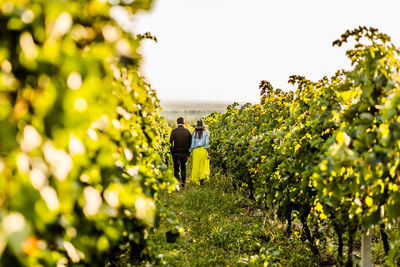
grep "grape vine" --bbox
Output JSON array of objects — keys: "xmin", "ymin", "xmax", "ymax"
[
  {"xmin": 0, "ymin": 0, "xmax": 175, "ymax": 265},
  {"xmin": 205, "ymin": 27, "xmax": 400, "ymax": 265}
]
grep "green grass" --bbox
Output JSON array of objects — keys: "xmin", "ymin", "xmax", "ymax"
[
  {"xmin": 113, "ymin": 170, "xmax": 396, "ymax": 266},
  {"xmin": 150, "ymin": 173, "xmax": 319, "ymax": 266}
]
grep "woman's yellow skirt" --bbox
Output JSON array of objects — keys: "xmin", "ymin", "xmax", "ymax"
[{"xmin": 191, "ymin": 146, "xmax": 210, "ymax": 185}]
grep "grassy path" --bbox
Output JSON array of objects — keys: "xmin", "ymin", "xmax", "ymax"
[{"xmin": 150, "ymin": 173, "xmax": 317, "ymax": 266}]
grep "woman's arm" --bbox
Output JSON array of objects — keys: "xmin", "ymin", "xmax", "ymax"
[
  {"xmin": 205, "ymin": 131, "xmax": 210, "ymax": 157},
  {"xmin": 189, "ymin": 133, "xmax": 195, "ymax": 153},
  {"xmin": 204, "ymin": 130, "xmax": 210, "ymax": 150}
]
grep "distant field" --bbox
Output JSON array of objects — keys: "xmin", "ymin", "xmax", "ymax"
[{"xmin": 160, "ymin": 100, "xmax": 233, "ymax": 123}]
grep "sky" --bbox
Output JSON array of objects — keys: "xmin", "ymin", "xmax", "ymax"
[{"xmin": 134, "ymin": 0, "xmax": 400, "ymax": 103}]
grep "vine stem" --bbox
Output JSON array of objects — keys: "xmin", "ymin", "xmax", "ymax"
[{"xmin": 361, "ymin": 226, "xmax": 372, "ymax": 267}]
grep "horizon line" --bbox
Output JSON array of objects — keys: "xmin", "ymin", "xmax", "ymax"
[{"xmin": 159, "ymin": 98, "xmax": 259, "ymax": 104}]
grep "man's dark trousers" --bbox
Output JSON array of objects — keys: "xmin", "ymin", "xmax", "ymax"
[
  {"xmin": 170, "ymin": 124, "xmax": 191, "ymax": 188},
  {"xmin": 173, "ymin": 153, "xmax": 188, "ymax": 188}
]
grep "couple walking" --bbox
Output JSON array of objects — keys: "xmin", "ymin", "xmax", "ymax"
[{"xmin": 169, "ymin": 117, "xmax": 210, "ymax": 189}]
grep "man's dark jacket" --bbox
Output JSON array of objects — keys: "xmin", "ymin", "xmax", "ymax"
[{"xmin": 170, "ymin": 125, "xmax": 192, "ymax": 156}]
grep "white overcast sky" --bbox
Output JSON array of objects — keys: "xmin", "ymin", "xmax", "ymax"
[{"xmin": 134, "ymin": 0, "xmax": 400, "ymax": 103}]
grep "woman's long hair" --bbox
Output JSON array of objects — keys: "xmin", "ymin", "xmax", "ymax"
[{"xmin": 194, "ymin": 128, "xmax": 204, "ymax": 139}]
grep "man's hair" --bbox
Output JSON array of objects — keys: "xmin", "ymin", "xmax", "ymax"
[{"xmin": 177, "ymin": 117, "xmax": 184, "ymax": 124}]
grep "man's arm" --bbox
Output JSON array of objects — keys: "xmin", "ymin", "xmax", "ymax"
[
  {"xmin": 187, "ymin": 130, "xmax": 192, "ymax": 148},
  {"xmin": 187, "ymin": 130, "xmax": 192, "ymax": 157},
  {"xmin": 169, "ymin": 130, "xmax": 174, "ymax": 154}
]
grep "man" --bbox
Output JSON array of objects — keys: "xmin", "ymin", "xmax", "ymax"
[{"xmin": 170, "ymin": 117, "xmax": 192, "ymax": 189}]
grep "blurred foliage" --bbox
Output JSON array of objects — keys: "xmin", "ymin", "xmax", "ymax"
[
  {"xmin": 0, "ymin": 0, "xmax": 177, "ymax": 265},
  {"xmin": 205, "ymin": 27, "xmax": 400, "ymax": 266}
]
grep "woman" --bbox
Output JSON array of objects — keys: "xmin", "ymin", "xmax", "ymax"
[{"xmin": 189, "ymin": 120, "xmax": 210, "ymax": 185}]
